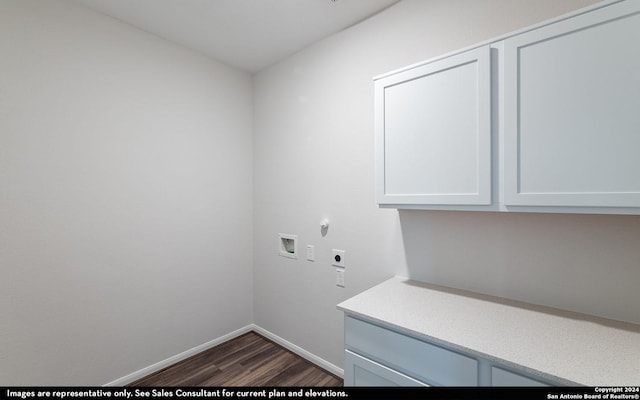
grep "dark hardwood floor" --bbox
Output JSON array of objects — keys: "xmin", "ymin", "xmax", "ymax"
[{"xmin": 127, "ymin": 331, "xmax": 343, "ymax": 387}]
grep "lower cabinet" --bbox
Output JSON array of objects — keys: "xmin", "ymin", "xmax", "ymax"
[
  {"xmin": 344, "ymin": 316, "xmax": 556, "ymax": 387},
  {"xmin": 491, "ymin": 366, "xmax": 550, "ymax": 387}
]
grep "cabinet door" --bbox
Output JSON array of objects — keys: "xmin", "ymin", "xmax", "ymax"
[
  {"xmin": 503, "ymin": 1, "xmax": 640, "ymax": 208},
  {"xmin": 491, "ymin": 367, "xmax": 550, "ymax": 387},
  {"xmin": 375, "ymin": 46, "xmax": 491, "ymax": 206},
  {"xmin": 344, "ymin": 350, "xmax": 429, "ymax": 387}
]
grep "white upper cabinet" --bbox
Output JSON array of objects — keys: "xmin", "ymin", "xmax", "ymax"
[
  {"xmin": 375, "ymin": 46, "xmax": 492, "ymax": 206},
  {"xmin": 503, "ymin": 0, "xmax": 640, "ymax": 208},
  {"xmin": 375, "ymin": 0, "xmax": 640, "ymax": 214}
]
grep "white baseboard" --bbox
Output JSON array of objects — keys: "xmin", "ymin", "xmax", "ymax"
[
  {"xmin": 250, "ymin": 324, "xmax": 344, "ymax": 379},
  {"xmin": 104, "ymin": 324, "xmax": 343, "ymax": 386},
  {"xmin": 104, "ymin": 325, "xmax": 254, "ymax": 386}
]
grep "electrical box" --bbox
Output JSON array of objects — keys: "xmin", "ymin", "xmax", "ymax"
[
  {"xmin": 332, "ymin": 249, "xmax": 345, "ymax": 267},
  {"xmin": 279, "ymin": 234, "xmax": 297, "ymax": 259}
]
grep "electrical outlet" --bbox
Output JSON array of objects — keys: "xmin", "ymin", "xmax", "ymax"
[
  {"xmin": 332, "ymin": 249, "xmax": 345, "ymax": 268},
  {"xmin": 336, "ymin": 268, "xmax": 345, "ymax": 287}
]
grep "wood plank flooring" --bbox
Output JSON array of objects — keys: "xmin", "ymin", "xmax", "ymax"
[{"xmin": 127, "ymin": 331, "xmax": 343, "ymax": 387}]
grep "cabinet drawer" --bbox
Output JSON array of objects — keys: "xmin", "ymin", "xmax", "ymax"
[
  {"xmin": 345, "ymin": 316, "xmax": 478, "ymax": 386},
  {"xmin": 344, "ymin": 350, "xmax": 429, "ymax": 387},
  {"xmin": 491, "ymin": 366, "xmax": 550, "ymax": 387}
]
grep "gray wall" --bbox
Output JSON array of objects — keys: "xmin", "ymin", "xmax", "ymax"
[
  {"xmin": 0, "ymin": 0, "xmax": 253, "ymax": 385},
  {"xmin": 253, "ymin": 0, "xmax": 640, "ymax": 371},
  {"xmin": 2, "ymin": 0, "xmax": 638, "ymax": 385}
]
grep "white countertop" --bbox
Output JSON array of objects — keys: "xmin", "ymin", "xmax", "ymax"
[{"xmin": 337, "ymin": 276, "xmax": 640, "ymax": 386}]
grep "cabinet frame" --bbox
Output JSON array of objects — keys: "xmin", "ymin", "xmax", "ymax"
[
  {"xmin": 502, "ymin": 0, "xmax": 640, "ymax": 208},
  {"xmin": 343, "ymin": 314, "xmax": 560, "ymax": 387},
  {"xmin": 374, "ymin": 0, "xmax": 640, "ymax": 214}
]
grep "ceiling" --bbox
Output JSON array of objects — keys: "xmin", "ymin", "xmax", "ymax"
[{"xmin": 71, "ymin": 0, "xmax": 401, "ymax": 73}]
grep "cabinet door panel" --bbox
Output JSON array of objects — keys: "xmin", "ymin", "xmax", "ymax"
[
  {"xmin": 344, "ymin": 350, "xmax": 428, "ymax": 387},
  {"xmin": 491, "ymin": 367, "xmax": 550, "ymax": 387},
  {"xmin": 503, "ymin": 1, "xmax": 640, "ymax": 207},
  {"xmin": 376, "ymin": 46, "xmax": 491, "ymax": 205}
]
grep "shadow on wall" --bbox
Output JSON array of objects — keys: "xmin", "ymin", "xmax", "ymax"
[{"xmin": 397, "ymin": 209, "xmax": 640, "ymax": 325}]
